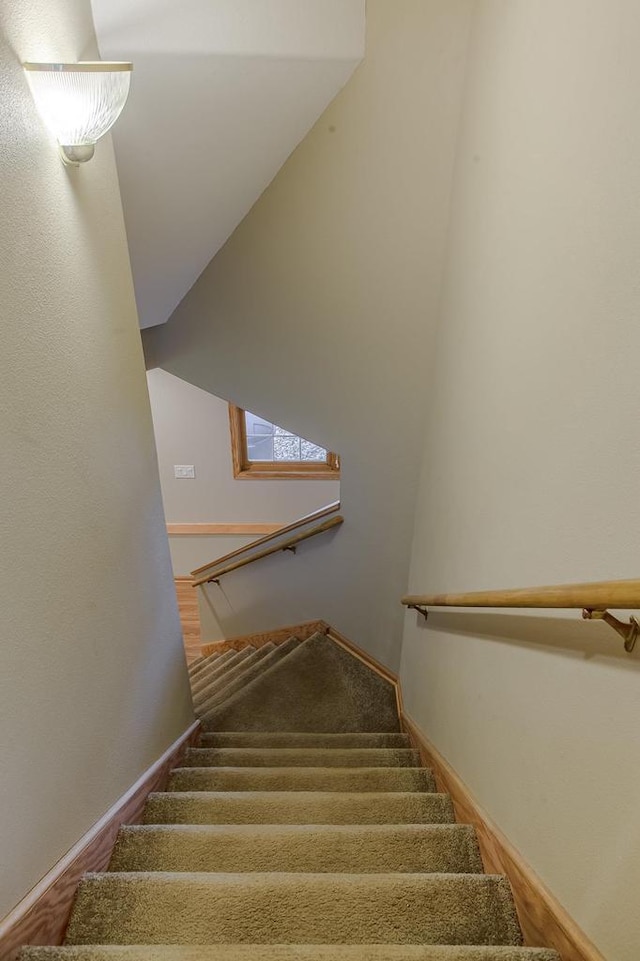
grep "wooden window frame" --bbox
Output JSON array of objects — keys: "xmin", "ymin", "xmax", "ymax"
[{"xmin": 228, "ymin": 405, "xmax": 340, "ymax": 480}]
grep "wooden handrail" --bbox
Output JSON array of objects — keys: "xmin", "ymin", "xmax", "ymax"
[
  {"xmin": 189, "ymin": 501, "xmax": 340, "ymax": 578},
  {"xmin": 402, "ymin": 578, "xmax": 640, "ymax": 652},
  {"xmin": 192, "ymin": 514, "xmax": 344, "ymax": 587},
  {"xmin": 402, "ymin": 578, "xmax": 640, "ymax": 610}
]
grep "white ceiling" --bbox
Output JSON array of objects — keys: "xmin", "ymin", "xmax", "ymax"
[{"xmin": 91, "ymin": 0, "xmax": 365, "ymax": 328}]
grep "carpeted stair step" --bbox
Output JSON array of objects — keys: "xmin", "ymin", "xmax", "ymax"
[
  {"xmin": 187, "ymin": 655, "xmax": 207, "ymax": 672},
  {"xmin": 109, "ymin": 824, "xmax": 483, "ymax": 874},
  {"xmin": 64, "ymin": 872, "xmax": 522, "ymax": 946},
  {"xmin": 167, "ymin": 766, "xmax": 436, "ymax": 793},
  {"xmin": 189, "ymin": 648, "xmax": 234, "ymax": 680},
  {"xmin": 192, "ymin": 645, "xmax": 274, "ymax": 700},
  {"xmin": 198, "ymin": 732, "xmax": 412, "ymax": 749},
  {"xmin": 198, "ymin": 637, "xmax": 301, "ymax": 719},
  {"xmin": 195, "ymin": 639, "xmax": 299, "ymax": 713},
  {"xmin": 20, "ymin": 946, "xmax": 562, "ymax": 960},
  {"xmin": 190, "ymin": 648, "xmax": 256, "ymax": 695},
  {"xmin": 192, "ymin": 645, "xmax": 276, "ymax": 706},
  {"xmin": 189, "ymin": 651, "xmax": 250, "ymax": 694},
  {"xmin": 183, "ymin": 748, "xmax": 421, "ymax": 768},
  {"xmin": 143, "ymin": 790, "xmax": 455, "ymax": 824},
  {"xmin": 201, "ymin": 633, "xmax": 400, "ymax": 733},
  {"xmin": 198, "ymin": 637, "xmax": 300, "ymax": 715}
]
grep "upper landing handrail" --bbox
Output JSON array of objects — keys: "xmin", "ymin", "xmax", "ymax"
[
  {"xmin": 190, "ymin": 500, "xmax": 340, "ymax": 579},
  {"xmin": 192, "ymin": 514, "xmax": 344, "ymax": 587},
  {"xmin": 401, "ymin": 578, "xmax": 640, "ymax": 652}
]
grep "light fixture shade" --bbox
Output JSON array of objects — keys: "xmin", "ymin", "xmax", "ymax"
[{"xmin": 24, "ymin": 62, "xmax": 132, "ymax": 163}]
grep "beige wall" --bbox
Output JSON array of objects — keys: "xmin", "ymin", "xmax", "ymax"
[
  {"xmin": 145, "ymin": 0, "xmax": 474, "ymax": 665},
  {"xmin": 0, "ymin": 0, "xmax": 192, "ymax": 920},
  {"xmin": 400, "ymin": 3, "xmax": 640, "ymax": 959},
  {"xmin": 147, "ymin": 369, "xmax": 338, "ymax": 574}
]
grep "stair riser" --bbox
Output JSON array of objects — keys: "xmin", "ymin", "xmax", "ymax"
[
  {"xmin": 143, "ymin": 792, "xmax": 455, "ymax": 825},
  {"xmin": 189, "ymin": 650, "xmax": 234, "ymax": 679},
  {"xmin": 184, "ymin": 748, "xmax": 421, "ymax": 768},
  {"xmin": 21, "ymin": 947, "xmax": 561, "ymax": 961},
  {"xmin": 167, "ymin": 767, "xmax": 436, "ymax": 793},
  {"xmin": 190, "ymin": 650, "xmax": 253, "ymax": 695},
  {"xmin": 197, "ymin": 638, "xmax": 301, "ymax": 717},
  {"xmin": 192, "ymin": 647, "xmax": 274, "ymax": 705},
  {"xmin": 109, "ymin": 825, "xmax": 483, "ymax": 874},
  {"xmin": 198, "ymin": 732, "xmax": 412, "ymax": 749}
]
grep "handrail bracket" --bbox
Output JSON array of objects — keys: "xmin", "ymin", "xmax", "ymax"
[
  {"xmin": 408, "ymin": 604, "xmax": 429, "ymax": 620},
  {"xmin": 582, "ymin": 609, "xmax": 639, "ymax": 653}
]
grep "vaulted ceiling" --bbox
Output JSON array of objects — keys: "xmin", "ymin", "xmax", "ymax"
[{"xmin": 91, "ymin": 0, "xmax": 365, "ymax": 328}]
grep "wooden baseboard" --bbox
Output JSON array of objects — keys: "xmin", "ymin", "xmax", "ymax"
[
  {"xmin": 200, "ymin": 620, "xmax": 328, "ymax": 657},
  {"xmin": 401, "ymin": 712, "xmax": 605, "ymax": 961},
  {"xmin": 0, "ymin": 721, "xmax": 200, "ymax": 961}
]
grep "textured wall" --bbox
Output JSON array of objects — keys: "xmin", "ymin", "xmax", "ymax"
[
  {"xmin": 400, "ymin": 3, "xmax": 640, "ymax": 959},
  {"xmin": 0, "ymin": 0, "xmax": 193, "ymax": 920},
  {"xmin": 144, "ymin": 0, "xmax": 474, "ymax": 666},
  {"xmin": 147, "ymin": 369, "xmax": 338, "ymax": 574}
]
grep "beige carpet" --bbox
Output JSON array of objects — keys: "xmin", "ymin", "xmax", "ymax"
[{"xmin": 19, "ymin": 633, "xmax": 560, "ymax": 961}]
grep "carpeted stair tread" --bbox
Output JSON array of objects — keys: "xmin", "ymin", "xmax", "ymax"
[
  {"xmin": 167, "ymin": 766, "xmax": 436, "ymax": 793},
  {"xmin": 192, "ymin": 645, "xmax": 276, "ymax": 706},
  {"xmin": 187, "ymin": 655, "xmax": 207, "ymax": 672},
  {"xmin": 190, "ymin": 648, "xmax": 256, "ymax": 695},
  {"xmin": 192, "ymin": 645, "xmax": 275, "ymax": 700},
  {"xmin": 64, "ymin": 872, "xmax": 522, "ymax": 946},
  {"xmin": 183, "ymin": 748, "xmax": 421, "ymax": 768},
  {"xmin": 108, "ymin": 824, "xmax": 483, "ymax": 874},
  {"xmin": 196, "ymin": 639, "xmax": 300, "ymax": 715},
  {"xmin": 189, "ymin": 652, "xmax": 251, "ymax": 696},
  {"xmin": 202, "ymin": 633, "xmax": 400, "ymax": 733},
  {"xmin": 197, "ymin": 637, "xmax": 302, "ymax": 718},
  {"xmin": 143, "ymin": 791, "xmax": 456, "ymax": 824},
  {"xmin": 197, "ymin": 637, "xmax": 300, "ymax": 716},
  {"xmin": 20, "ymin": 946, "xmax": 561, "ymax": 960},
  {"xmin": 199, "ymin": 732, "xmax": 412, "ymax": 749},
  {"xmin": 188, "ymin": 652, "xmax": 221, "ymax": 675},
  {"xmin": 18, "ymin": 624, "xmax": 561, "ymax": 960},
  {"xmin": 189, "ymin": 648, "xmax": 235, "ymax": 679}
]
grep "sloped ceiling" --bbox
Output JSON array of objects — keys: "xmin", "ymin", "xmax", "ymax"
[{"xmin": 91, "ymin": 0, "xmax": 365, "ymax": 328}]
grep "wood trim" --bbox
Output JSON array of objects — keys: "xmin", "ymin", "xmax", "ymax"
[
  {"xmin": 401, "ymin": 712, "xmax": 606, "ymax": 961},
  {"xmin": 228, "ymin": 404, "xmax": 340, "ymax": 480},
  {"xmin": 200, "ymin": 620, "xmax": 328, "ymax": 657},
  {"xmin": 174, "ymin": 577, "xmax": 201, "ymax": 663},
  {"xmin": 191, "ymin": 515, "xmax": 343, "ymax": 587},
  {"xmin": 167, "ymin": 523, "xmax": 282, "ymax": 536},
  {"xmin": 402, "ymin": 577, "xmax": 640, "ymax": 611},
  {"xmin": 228, "ymin": 402, "xmax": 247, "ymax": 478},
  {"xmin": 190, "ymin": 501, "xmax": 341, "ymax": 578},
  {"xmin": 0, "ymin": 721, "xmax": 200, "ymax": 961}
]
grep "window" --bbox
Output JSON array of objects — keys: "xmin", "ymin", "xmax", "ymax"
[{"xmin": 229, "ymin": 405, "xmax": 340, "ymax": 480}]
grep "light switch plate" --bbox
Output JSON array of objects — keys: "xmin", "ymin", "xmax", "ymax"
[{"xmin": 174, "ymin": 465, "xmax": 195, "ymax": 479}]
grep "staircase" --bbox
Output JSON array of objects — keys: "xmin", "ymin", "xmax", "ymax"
[{"xmin": 20, "ymin": 631, "xmax": 559, "ymax": 961}]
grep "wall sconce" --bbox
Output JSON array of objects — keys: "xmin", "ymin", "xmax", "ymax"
[{"xmin": 23, "ymin": 61, "xmax": 132, "ymax": 166}]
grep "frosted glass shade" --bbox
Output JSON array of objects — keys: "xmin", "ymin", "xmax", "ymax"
[{"xmin": 24, "ymin": 62, "xmax": 132, "ymax": 163}]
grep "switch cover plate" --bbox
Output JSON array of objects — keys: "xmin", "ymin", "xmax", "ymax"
[{"xmin": 174, "ymin": 465, "xmax": 195, "ymax": 479}]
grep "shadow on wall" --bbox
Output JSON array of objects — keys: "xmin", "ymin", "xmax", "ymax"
[{"xmin": 409, "ymin": 610, "xmax": 640, "ymax": 667}]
